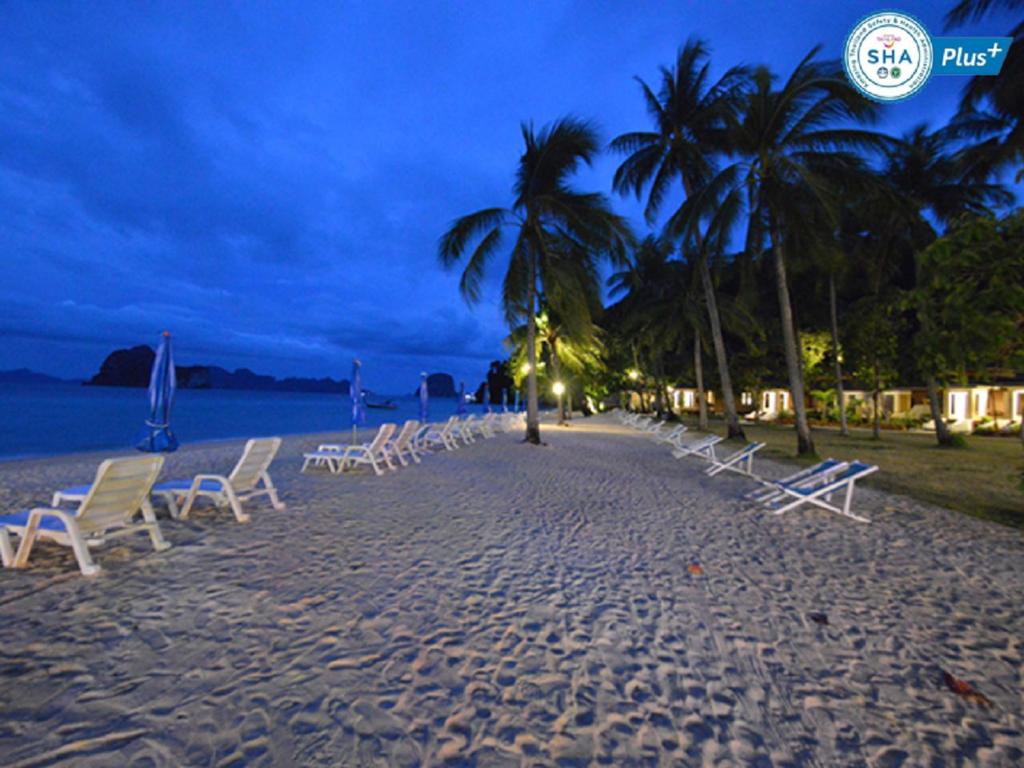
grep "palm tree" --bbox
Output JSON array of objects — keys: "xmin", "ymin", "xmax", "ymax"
[
  {"xmin": 883, "ymin": 122, "xmax": 1013, "ymax": 444},
  {"xmin": 439, "ymin": 117, "xmax": 631, "ymax": 444},
  {"xmin": 610, "ymin": 39, "xmax": 749, "ymax": 439},
  {"xmin": 507, "ymin": 310, "xmax": 605, "ymax": 424},
  {"xmin": 946, "ymin": 1, "xmax": 1024, "ymax": 181},
  {"xmin": 608, "ymin": 236, "xmax": 693, "ymax": 421},
  {"xmin": 693, "ymin": 50, "xmax": 885, "ymax": 455}
]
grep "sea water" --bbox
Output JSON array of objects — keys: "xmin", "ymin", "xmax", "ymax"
[{"xmin": 0, "ymin": 382, "xmax": 498, "ymax": 459}]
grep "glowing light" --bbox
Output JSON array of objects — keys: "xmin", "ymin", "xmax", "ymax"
[
  {"xmin": 521, "ymin": 363, "xmax": 531, "ymax": 375},
  {"xmin": 552, "ymin": 381, "xmax": 565, "ymax": 396},
  {"xmin": 628, "ymin": 369, "xmax": 640, "ymax": 381}
]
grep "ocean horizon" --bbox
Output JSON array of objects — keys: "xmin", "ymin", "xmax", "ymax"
[{"xmin": 0, "ymin": 382, "xmax": 509, "ymax": 460}]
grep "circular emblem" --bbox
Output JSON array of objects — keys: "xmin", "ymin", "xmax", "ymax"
[{"xmin": 844, "ymin": 11, "xmax": 933, "ymax": 102}]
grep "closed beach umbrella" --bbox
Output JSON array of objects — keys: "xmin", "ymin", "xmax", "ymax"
[
  {"xmin": 482, "ymin": 382, "xmax": 490, "ymax": 413},
  {"xmin": 419, "ymin": 372, "xmax": 429, "ymax": 423},
  {"xmin": 514, "ymin": 389, "xmax": 520, "ymax": 413},
  {"xmin": 457, "ymin": 380, "xmax": 467, "ymax": 415},
  {"xmin": 501, "ymin": 388, "xmax": 508, "ymax": 412},
  {"xmin": 136, "ymin": 330, "xmax": 178, "ymax": 453},
  {"xmin": 351, "ymin": 358, "xmax": 366, "ymax": 443}
]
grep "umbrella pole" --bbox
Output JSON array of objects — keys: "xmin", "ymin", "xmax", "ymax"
[{"xmin": 352, "ymin": 425, "xmax": 357, "ymax": 445}]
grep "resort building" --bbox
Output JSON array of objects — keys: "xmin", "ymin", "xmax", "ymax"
[
  {"xmin": 843, "ymin": 387, "xmax": 927, "ymax": 419},
  {"xmin": 754, "ymin": 388, "xmax": 791, "ymax": 420},
  {"xmin": 670, "ymin": 387, "xmax": 715, "ymax": 413},
  {"xmin": 943, "ymin": 381, "xmax": 1024, "ymax": 427}
]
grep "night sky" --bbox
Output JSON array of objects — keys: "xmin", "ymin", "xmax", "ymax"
[{"xmin": 1, "ymin": 1, "xmax": 1017, "ymax": 392}]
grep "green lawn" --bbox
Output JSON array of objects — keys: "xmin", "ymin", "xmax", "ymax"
[{"xmin": 682, "ymin": 417, "xmax": 1024, "ymax": 528}]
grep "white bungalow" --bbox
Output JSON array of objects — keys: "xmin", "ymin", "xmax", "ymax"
[
  {"xmin": 844, "ymin": 387, "xmax": 922, "ymax": 419},
  {"xmin": 671, "ymin": 387, "xmax": 715, "ymax": 413},
  {"xmin": 945, "ymin": 382, "xmax": 1024, "ymax": 427},
  {"xmin": 754, "ymin": 388, "xmax": 791, "ymax": 420}
]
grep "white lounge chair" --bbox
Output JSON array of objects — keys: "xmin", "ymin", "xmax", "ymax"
[
  {"xmin": 652, "ymin": 424, "xmax": 687, "ymax": 443},
  {"xmin": 417, "ymin": 417, "xmax": 459, "ymax": 452},
  {"xmin": 670, "ymin": 434, "xmax": 723, "ymax": 460},
  {"xmin": 477, "ymin": 413, "xmax": 497, "ymax": 438},
  {"xmin": 153, "ymin": 437, "xmax": 286, "ymax": 523},
  {"xmin": 303, "ymin": 424, "xmax": 396, "ymax": 476},
  {"xmin": 640, "ymin": 419, "xmax": 667, "ymax": 434},
  {"xmin": 0, "ymin": 455, "xmax": 169, "ymax": 576},
  {"xmin": 384, "ymin": 420, "xmax": 421, "ymax": 466},
  {"xmin": 756, "ymin": 460, "xmax": 878, "ymax": 522},
  {"xmin": 705, "ymin": 442, "xmax": 765, "ymax": 477},
  {"xmin": 454, "ymin": 415, "xmax": 479, "ymax": 444}
]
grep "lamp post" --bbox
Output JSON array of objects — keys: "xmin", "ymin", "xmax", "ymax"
[
  {"xmin": 553, "ymin": 381, "xmax": 566, "ymax": 426},
  {"xmin": 627, "ymin": 369, "xmax": 641, "ymax": 411}
]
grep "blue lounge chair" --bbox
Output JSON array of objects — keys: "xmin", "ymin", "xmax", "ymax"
[
  {"xmin": 754, "ymin": 459, "xmax": 878, "ymax": 522},
  {"xmin": 705, "ymin": 442, "xmax": 765, "ymax": 478},
  {"xmin": 670, "ymin": 434, "xmax": 723, "ymax": 461}
]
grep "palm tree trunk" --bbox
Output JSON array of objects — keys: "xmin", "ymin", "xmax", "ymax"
[
  {"xmin": 829, "ymin": 273, "xmax": 848, "ymax": 436},
  {"xmin": 682, "ymin": 179, "xmax": 745, "ymax": 440},
  {"xmin": 653, "ymin": 358, "xmax": 666, "ymax": 418},
  {"xmin": 697, "ymin": 257, "xmax": 745, "ymax": 439},
  {"xmin": 872, "ymin": 360, "xmax": 881, "ymax": 440},
  {"xmin": 694, "ymin": 334, "xmax": 709, "ymax": 431},
  {"xmin": 770, "ymin": 224, "xmax": 815, "ymax": 456},
  {"xmin": 926, "ymin": 375, "xmax": 953, "ymax": 446},
  {"xmin": 525, "ymin": 259, "xmax": 541, "ymax": 444}
]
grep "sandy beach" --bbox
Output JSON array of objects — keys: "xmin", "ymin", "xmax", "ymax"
[{"xmin": 0, "ymin": 414, "xmax": 1022, "ymax": 766}]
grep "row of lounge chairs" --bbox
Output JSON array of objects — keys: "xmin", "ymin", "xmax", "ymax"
[
  {"xmin": 0, "ymin": 413, "xmax": 525, "ymax": 576},
  {"xmin": 301, "ymin": 412, "xmax": 521, "ymax": 475},
  {"xmin": 619, "ymin": 411, "xmax": 878, "ymax": 523},
  {"xmin": 0, "ymin": 437, "xmax": 287, "ymax": 576}
]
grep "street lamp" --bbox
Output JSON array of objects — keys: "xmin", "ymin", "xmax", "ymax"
[
  {"xmin": 628, "ymin": 369, "xmax": 640, "ymax": 381},
  {"xmin": 553, "ymin": 381, "xmax": 566, "ymax": 426}
]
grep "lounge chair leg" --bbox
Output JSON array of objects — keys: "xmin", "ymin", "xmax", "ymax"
[
  {"xmin": 0, "ymin": 529, "xmax": 13, "ymax": 567},
  {"xmin": 154, "ymin": 490, "xmax": 180, "ymax": 519},
  {"xmin": 11, "ymin": 513, "xmax": 43, "ymax": 569},
  {"xmin": 141, "ymin": 500, "xmax": 172, "ymax": 552},
  {"xmin": 262, "ymin": 474, "xmax": 286, "ymax": 511},
  {"xmin": 223, "ymin": 486, "xmax": 250, "ymax": 523},
  {"xmin": 370, "ymin": 457, "xmax": 383, "ymax": 476},
  {"xmin": 180, "ymin": 485, "xmax": 200, "ymax": 519},
  {"xmin": 63, "ymin": 522, "xmax": 100, "ymax": 577}
]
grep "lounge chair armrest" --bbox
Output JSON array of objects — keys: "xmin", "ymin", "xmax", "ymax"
[
  {"xmin": 25, "ymin": 507, "xmax": 80, "ymax": 530},
  {"xmin": 191, "ymin": 474, "xmax": 230, "ymax": 491}
]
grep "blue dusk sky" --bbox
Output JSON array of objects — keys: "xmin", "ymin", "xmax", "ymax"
[{"xmin": 0, "ymin": 1, "xmax": 1018, "ymax": 392}]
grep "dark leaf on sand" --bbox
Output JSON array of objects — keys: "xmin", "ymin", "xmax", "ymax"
[
  {"xmin": 943, "ymin": 671, "xmax": 993, "ymax": 708},
  {"xmin": 808, "ymin": 612, "xmax": 829, "ymax": 626}
]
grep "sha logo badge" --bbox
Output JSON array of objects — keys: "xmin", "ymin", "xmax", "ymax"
[{"xmin": 844, "ymin": 11, "xmax": 933, "ymax": 102}]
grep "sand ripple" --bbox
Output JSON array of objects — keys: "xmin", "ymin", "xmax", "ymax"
[{"xmin": 0, "ymin": 417, "xmax": 1022, "ymax": 765}]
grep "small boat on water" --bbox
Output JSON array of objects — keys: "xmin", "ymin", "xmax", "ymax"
[{"xmin": 364, "ymin": 392, "xmax": 398, "ymax": 410}]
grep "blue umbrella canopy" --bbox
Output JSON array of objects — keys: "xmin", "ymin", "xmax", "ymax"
[
  {"xmin": 456, "ymin": 380, "xmax": 467, "ymax": 415},
  {"xmin": 482, "ymin": 381, "xmax": 491, "ymax": 413},
  {"xmin": 136, "ymin": 331, "xmax": 178, "ymax": 453},
  {"xmin": 351, "ymin": 359, "xmax": 367, "ymax": 429},
  {"xmin": 419, "ymin": 372, "xmax": 429, "ymax": 423}
]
